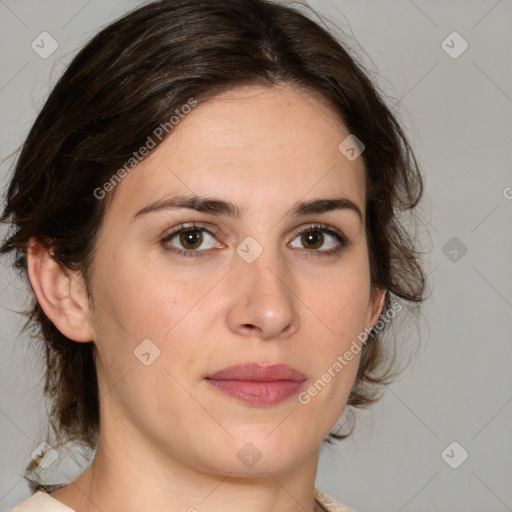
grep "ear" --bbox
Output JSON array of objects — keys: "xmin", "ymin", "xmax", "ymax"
[
  {"xmin": 365, "ymin": 287, "xmax": 386, "ymax": 331},
  {"xmin": 26, "ymin": 236, "xmax": 94, "ymax": 342}
]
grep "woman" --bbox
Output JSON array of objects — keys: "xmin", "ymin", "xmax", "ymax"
[{"xmin": 1, "ymin": 0, "xmax": 425, "ymax": 510}]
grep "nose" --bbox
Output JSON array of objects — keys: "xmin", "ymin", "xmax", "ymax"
[{"xmin": 225, "ymin": 247, "xmax": 300, "ymax": 341}]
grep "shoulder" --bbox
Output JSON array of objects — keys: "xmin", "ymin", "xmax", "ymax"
[
  {"xmin": 10, "ymin": 490, "xmax": 75, "ymax": 512},
  {"xmin": 314, "ymin": 487, "xmax": 358, "ymax": 512}
]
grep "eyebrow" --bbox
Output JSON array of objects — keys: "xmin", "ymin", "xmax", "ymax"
[{"xmin": 132, "ymin": 193, "xmax": 364, "ymax": 224}]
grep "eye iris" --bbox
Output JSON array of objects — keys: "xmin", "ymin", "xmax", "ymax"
[
  {"xmin": 180, "ymin": 230, "xmax": 202, "ymax": 249},
  {"xmin": 302, "ymin": 230, "xmax": 323, "ymax": 249}
]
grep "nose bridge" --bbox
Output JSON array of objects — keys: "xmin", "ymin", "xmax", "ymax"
[{"xmin": 226, "ymin": 237, "xmax": 300, "ymax": 339}]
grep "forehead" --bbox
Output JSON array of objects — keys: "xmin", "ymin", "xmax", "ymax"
[{"xmin": 107, "ymin": 84, "xmax": 366, "ymax": 217}]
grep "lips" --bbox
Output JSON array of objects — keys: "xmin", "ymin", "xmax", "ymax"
[
  {"xmin": 207, "ymin": 363, "xmax": 307, "ymax": 382},
  {"xmin": 205, "ymin": 363, "xmax": 307, "ymax": 406}
]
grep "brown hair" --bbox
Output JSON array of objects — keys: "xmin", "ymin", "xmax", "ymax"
[{"xmin": 0, "ymin": 0, "xmax": 426, "ymax": 474}]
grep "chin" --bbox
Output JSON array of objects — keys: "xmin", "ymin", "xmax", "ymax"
[{"xmin": 197, "ymin": 426, "xmax": 316, "ymax": 476}]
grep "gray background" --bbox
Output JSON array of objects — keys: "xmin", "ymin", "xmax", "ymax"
[{"xmin": 0, "ymin": 1, "xmax": 511, "ymax": 511}]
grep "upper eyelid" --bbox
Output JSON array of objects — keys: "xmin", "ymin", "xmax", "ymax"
[{"xmin": 163, "ymin": 221, "xmax": 217, "ymax": 236}]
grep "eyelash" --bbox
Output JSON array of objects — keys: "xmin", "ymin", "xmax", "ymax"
[{"xmin": 161, "ymin": 222, "xmax": 350, "ymax": 259}]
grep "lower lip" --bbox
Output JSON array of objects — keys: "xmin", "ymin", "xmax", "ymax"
[{"xmin": 206, "ymin": 379, "xmax": 306, "ymax": 406}]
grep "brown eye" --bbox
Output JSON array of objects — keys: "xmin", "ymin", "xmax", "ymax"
[
  {"xmin": 289, "ymin": 224, "xmax": 349, "ymax": 256},
  {"xmin": 162, "ymin": 223, "xmax": 221, "ymax": 258},
  {"xmin": 179, "ymin": 229, "xmax": 203, "ymax": 250},
  {"xmin": 301, "ymin": 230, "xmax": 324, "ymax": 250}
]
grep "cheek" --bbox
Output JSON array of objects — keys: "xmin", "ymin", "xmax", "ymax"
[
  {"xmin": 295, "ymin": 263, "xmax": 370, "ymax": 409},
  {"xmin": 305, "ymin": 262, "xmax": 371, "ymax": 339},
  {"xmin": 89, "ymin": 252, "xmax": 218, "ymax": 394},
  {"xmin": 88, "ymin": 260, "xmax": 208, "ymax": 428},
  {"xmin": 92, "ymin": 252, "xmax": 195, "ymax": 339}
]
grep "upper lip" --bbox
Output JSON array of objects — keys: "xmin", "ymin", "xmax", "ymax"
[{"xmin": 206, "ymin": 363, "xmax": 307, "ymax": 382}]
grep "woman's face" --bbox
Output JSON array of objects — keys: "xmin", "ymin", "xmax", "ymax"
[{"xmin": 85, "ymin": 84, "xmax": 384, "ymax": 476}]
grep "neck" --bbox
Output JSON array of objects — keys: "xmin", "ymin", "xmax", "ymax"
[{"xmin": 50, "ymin": 418, "xmax": 322, "ymax": 512}]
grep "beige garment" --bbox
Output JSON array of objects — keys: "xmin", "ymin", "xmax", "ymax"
[
  {"xmin": 11, "ymin": 487, "xmax": 355, "ymax": 512},
  {"xmin": 11, "ymin": 490, "xmax": 74, "ymax": 512}
]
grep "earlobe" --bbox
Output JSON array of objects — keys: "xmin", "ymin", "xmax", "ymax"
[{"xmin": 26, "ymin": 236, "xmax": 94, "ymax": 342}]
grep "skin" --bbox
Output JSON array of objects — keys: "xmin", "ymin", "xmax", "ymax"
[{"xmin": 27, "ymin": 83, "xmax": 385, "ymax": 512}]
